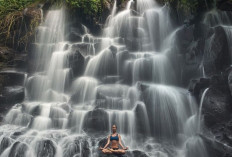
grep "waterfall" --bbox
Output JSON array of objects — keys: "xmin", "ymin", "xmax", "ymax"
[
  {"xmin": 0, "ymin": 1, "xmax": 214, "ymax": 157},
  {"xmin": 26, "ymin": 9, "xmax": 69, "ymax": 102},
  {"xmin": 203, "ymin": 6, "xmax": 232, "ymax": 72}
]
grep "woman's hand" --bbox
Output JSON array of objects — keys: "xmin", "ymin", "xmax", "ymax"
[
  {"xmin": 123, "ymin": 146, "xmax": 128, "ymax": 150},
  {"xmin": 99, "ymin": 147, "xmax": 104, "ymax": 150}
]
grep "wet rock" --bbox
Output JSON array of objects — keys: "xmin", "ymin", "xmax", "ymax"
[
  {"xmin": 228, "ymin": 69, "xmax": 232, "ymax": 96},
  {"xmin": 61, "ymin": 137, "xmax": 90, "ymax": 157},
  {"xmin": 102, "ymin": 76, "xmax": 121, "ymax": 84},
  {"xmin": 95, "ymin": 98, "xmax": 127, "ymax": 110},
  {"xmin": 200, "ymin": 134, "xmax": 232, "ymax": 157},
  {"xmin": 125, "ymin": 38, "xmax": 141, "ymax": 51},
  {"xmin": 98, "ymin": 137, "xmax": 108, "ymax": 148},
  {"xmin": 109, "ymin": 45, "xmax": 118, "ymax": 55},
  {"xmin": 127, "ymin": 150, "xmax": 149, "ymax": 157},
  {"xmin": 66, "ymin": 31, "xmax": 82, "ymax": 42},
  {"xmin": 25, "ymin": 104, "xmax": 41, "ymax": 116},
  {"xmin": 134, "ymin": 103, "xmax": 150, "ymax": 135},
  {"xmin": 62, "ymin": 139, "xmax": 80, "ymax": 157},
  {"xmin": 202, "ymin": 87, "xmax": 232, "ymax": 127},
  {"xmin": 68, "ymin": 50, "xmax": 85, "ymax": 78},
  {"xmin": 0, "ymin": 71, "xmax": 25, "ymax": 87},
  {"xmin": 82, "ymin": 109, "xmax": 109, "ymax": 134},
  {"xmin": 84, "ymin": 48, "xmax": 117, "ymax": 79},
  {"xmin": 0, "ymin": 137, "xmax": 12, "ymax": 155},
  {"xmin": 60, "ymin": 103, "xmax": 71, "ymax": 112},
  {"xmin": 13, "ymin": 54, "xmax": 28, "ymax": 70},
  {"xmin": 218, "ymin": 1, "xmax": 232, "ymax": 11},
  {"xmin": 9, "ymin": 141, "xmax": 28, "ymax": 157},
  {"xmin": 209, "ymin": 122, "xmax": 232, "ymax": 147},
  {"xmin": 176, "ymin": 25, "xmax": 194, "ymax": 52},
  {"xmin": 35, "ymin": 139, "xmax": 56, "ymax": 157},
  {"xmin": 188, "ymin": 78, "xmax": 210, "ymax": 100},
  {"xmin": 98, "ymin": 149, "xmax": 148, "ymax": 157},
  {"xmin": 71, "ymin": 43, "xmax": 97, "ymax": 57},
  {"xmin": 81, "ymin": 140, "xmax": 91, "ymax": 157},
  {"xmin": 203, "ymin": 26, "xmax": 230, "ymax": 76},
  {"xmin": 10, "ymin": 129, "xmax": 28, "ymax": 139},
  {"xmin": 136, "ymin": 82, "xmax": 150, "ymax": 93},
  {"xmin": 116, "ymin": 51, "xmax": 131, "ymax": 83},
  {"xmin": 49, "ymin": 106, "xmax": 67, "ymax": 119},
  {"xmin": 0, "ymin": 86, "xmax": 25, "ymax": 105},
  {"xmin": 99, "ymin": 153, "xmax": 126, "ymax": 157}
]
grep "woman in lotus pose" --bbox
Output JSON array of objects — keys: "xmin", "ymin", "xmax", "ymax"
[{"xmin": 100, "ymin": 124, "xmax": 128, "ymax": 154}]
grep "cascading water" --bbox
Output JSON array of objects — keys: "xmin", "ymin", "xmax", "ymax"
[
  {"xmin": 203, "ymin": 5, "xmax": 232, "ymax": 67},
  {"xmin": 0, "ymin": 1, "xmax": 211, "ymax": 157}
]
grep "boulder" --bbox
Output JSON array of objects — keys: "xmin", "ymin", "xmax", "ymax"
[
  {"xmin": 203, "ymin": 26, "xmax": 230, "ymax": 76},
  {"xmin": 202, "ymin": 87, "xmax": 232, "ymax": 127},
  {"xmin": 81, "ymin": 140, "xmax": 91, "ymax": 157},
  {"xmin": 82, "ymin": 109, "xmax": 109, "ymax": 134},
  {"xmin": 8, "ymin": 141, "xmax": 28, "ymax": 157},
  {"xmin": 35, "ymin": 139, "xmax": 56, "ymax": 157},
  {"xmin": 176, "ymin": 25, "xmax": 194, "ymax": 52},
  {"xmin": 68, "ymin": 50, "xmax": 85, "ymax": 78},
  {"xmin": 0, "ymin": 137, "xmax": 12, "ymax": 155}
]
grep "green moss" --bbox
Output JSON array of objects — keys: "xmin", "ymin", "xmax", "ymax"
[
  {"xmin": 65, "ymin": 0, "xmax": 106, "ymax": 16},
  {"xmin": 0, "ymin": 0, "xmax": 43, "ymax": 20}
]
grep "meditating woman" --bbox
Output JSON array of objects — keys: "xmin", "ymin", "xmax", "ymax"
[{"xmin": 99, "ymin": 124, "xmax": 128, "ymax": 154}]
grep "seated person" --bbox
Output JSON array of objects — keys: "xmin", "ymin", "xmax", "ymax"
[{"xmin": 99, "ymin": 124, "xmax": 128, "ymax": 154}]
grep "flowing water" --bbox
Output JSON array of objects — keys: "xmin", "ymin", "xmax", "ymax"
[
  {"xmin": 203, "ymin": 8, "xmax": 232, "ymax": 66},
  {"xmin": 0, "ymin": 0, "xmax": 217, "ymax": 157}
]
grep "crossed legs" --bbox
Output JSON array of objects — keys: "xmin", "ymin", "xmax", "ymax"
[{"xmin": 102, "ymin": 148, "xmax": 126, "ymax": 154}]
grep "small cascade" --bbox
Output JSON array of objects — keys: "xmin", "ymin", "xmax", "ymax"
[
  {"xmin": 203, "ymin": 9, "xmax": 232, "ymax": 27},
  {"xmin": 198, "ymin": 88, "xmax": 209, "ymax": 132},
  {"xmin": 26, "ymin": 9, "xmax": 70, "ymax": 102},
  {"xmin": 203, "ymin": 6, "xmax": 232, "ymax": 66}
]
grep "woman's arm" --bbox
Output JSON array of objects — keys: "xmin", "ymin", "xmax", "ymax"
[
  {"xmin": 103, "ymin": 135, "xmax": 110, "ymax": 149},
  {"xmin": 118, "ymin": 134, "xmax": 128, "ymax": 150}
]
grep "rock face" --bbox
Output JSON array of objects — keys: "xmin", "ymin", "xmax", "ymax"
[
  {"xmin": 217, "ymin": 0, "xmax": 232, "ymax": 11},
  {"xmin": 228, "ymin": 69, "xmax": 232, "ymax": 96},
  {"xmin": 0, "ymin": 71, "xmax": 26, "ymax": 121},
  {"xmin": 202, "ymin": 87, "xmax": 232, "ymax": 127},
  {"xmin": 0, "ymin": 86, "xmax": 25, "ymax": 104},
  {"xmin": 203, "ymin": 26, "xmax": 230, "ymax": 76},
  {"xmin": 0, "ymin": 71, "xmax": 26, "ymax": 105}
]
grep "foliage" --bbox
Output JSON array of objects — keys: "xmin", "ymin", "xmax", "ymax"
[
  {"xmin": 0, "ymin": 0, "xmax": 41, "ymax": 19},
  {"xmin": 163, "ymin": 0, "xmax": 199, "ymax": 13},
  {"xmin": 0, "ymin": 0, "xmax": 42, "ymax": 50},
  {"xmin": 65, "ymin": 0, "xmax": 105, "ymax": 16}
]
